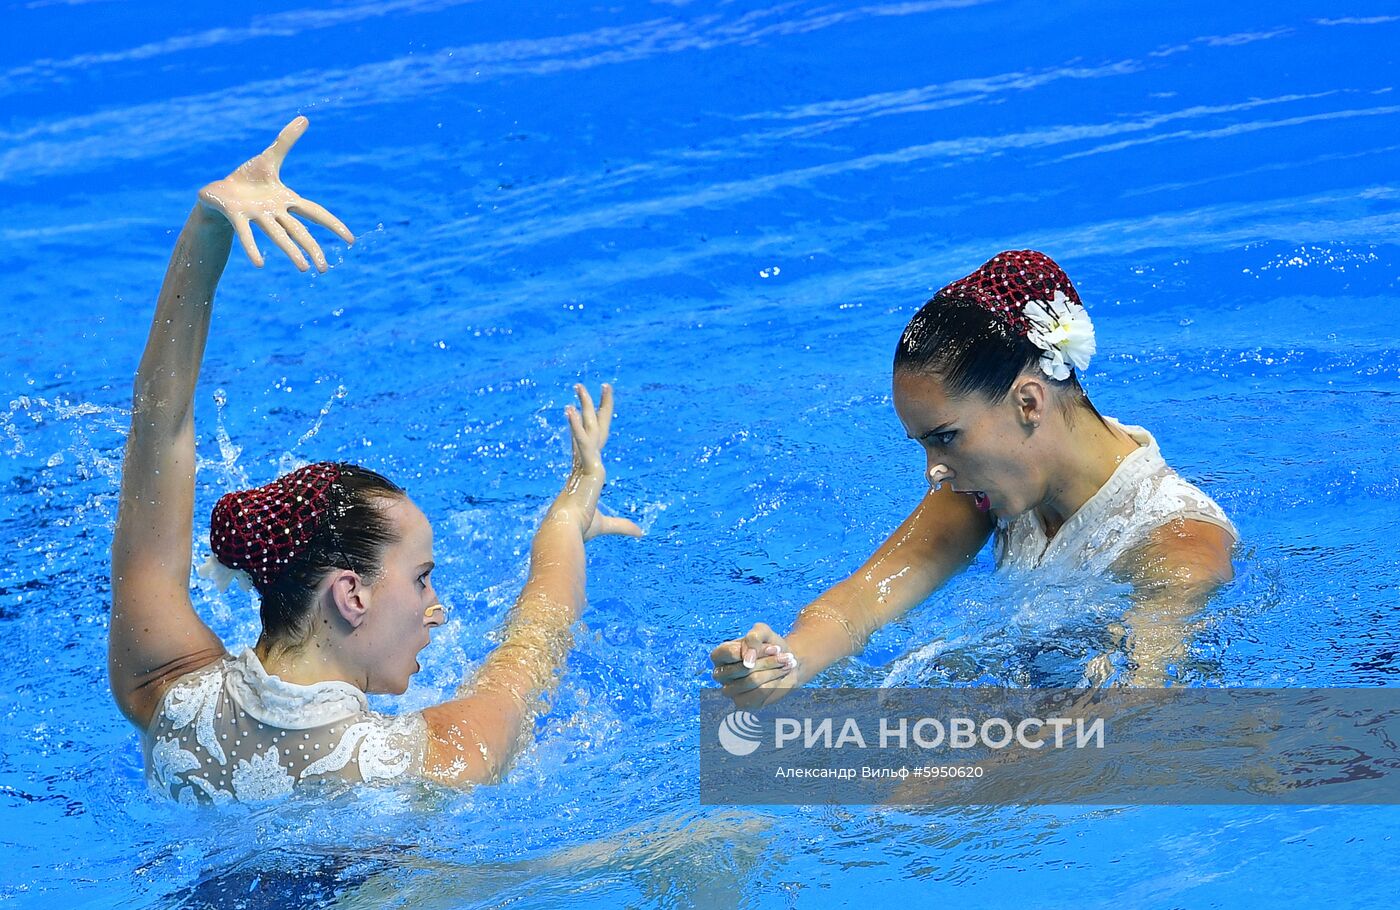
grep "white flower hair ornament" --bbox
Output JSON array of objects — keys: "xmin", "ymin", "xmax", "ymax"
[
  {"xmin": 197, "ymin": 553, "xmax": 255, "ymax": 593},
  {"xmin": 1022, "ymin": 289, "xmax": 1096, "ymax": 381}
]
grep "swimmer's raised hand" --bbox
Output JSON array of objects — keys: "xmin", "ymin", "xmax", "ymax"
[
  {"xmin": 710, "ymin": 622, "xmax": 799, "ymax": 708},
  {"xmin": 197, "ymin": 116, "xmax": 354, "ymax": 273},
  {"xmin": 560, "ymin": 383, "xmax": 643, "ymax": 541},
  {"xmin": 564, "ymin": 383, "xmax": 614, "ymax": 481},
  {"xmin": 421, "ymin": 384, "xmax": 639, "ymax": 786}
]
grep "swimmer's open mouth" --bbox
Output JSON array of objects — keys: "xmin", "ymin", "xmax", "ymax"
[{"xmin": 972, "ymin": 491, "xmax": 991, "ymax": 512}]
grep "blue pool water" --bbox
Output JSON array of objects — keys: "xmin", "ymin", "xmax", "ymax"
[{"xmin": 3, "ymin": 0, "xmax": 1400, "ymax": 906}]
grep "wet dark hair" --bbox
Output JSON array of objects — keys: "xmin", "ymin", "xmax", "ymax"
[
  {"xmin": 258, "ymin": 464, "xmax": 405, "ymax": 646},
  {"xmin": 893, "ymin": 298, "xmax": 1106, "ymax": 425}
]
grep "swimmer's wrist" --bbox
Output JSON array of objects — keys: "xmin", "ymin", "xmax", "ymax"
[
  {"xmin": 545, "ymin": 496, "xmax": 594, "ymax": 534},
  {"xmin": 782, "ymin": 629, "xmax": 836, "ymax": 686},
  {"xmin": 188, "ymin": 203, "xmax": 233, "ymax": 237},
  {"xmin": 560, "ymin": 470, "xmax": 603, "ymax": 503}
]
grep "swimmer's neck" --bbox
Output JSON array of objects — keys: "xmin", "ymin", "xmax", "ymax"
[
  {"xmin": 1033, "ymin": 415, "xmax": 1141, "ymax": 539},
  {"xmin": 254, "ymin": 634, "xmax": 365, "ymax": 692}
]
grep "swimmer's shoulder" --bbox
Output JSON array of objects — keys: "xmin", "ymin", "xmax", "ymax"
[
  {"xmin": 1116, "ymin": 517, "xmax": 1236, "ymax": 590},
  {"xmin": 129, "ymin": 647, "xmax": 230, "ymax": 732}
]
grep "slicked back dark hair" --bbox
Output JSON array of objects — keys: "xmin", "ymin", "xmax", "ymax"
[
  {"xmin": 257, "ymin": 464, "xmax": 405, "ymax": 646},
  {"xmin": 894, "ymin": 298, "xmax": 1106, "ymax": 425}
]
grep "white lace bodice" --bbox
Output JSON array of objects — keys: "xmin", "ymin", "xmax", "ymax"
[
  {"xmin": 144, "ymin": 649, "xmax": 426, "ymax": 805},
  {"xmin": 993, "ymin": 416, "xmax": 1237, "ymax": 575}
]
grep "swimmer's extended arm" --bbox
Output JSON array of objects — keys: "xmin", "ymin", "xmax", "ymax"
[
  {"xmin": 109, "ymin": 117, "xmax": 352, "ymax": 728},
  {"xmin": 420, "ymin": 385, "xmax": 642, "ymax": 786},
  {"xmin": 711, "ymin": 486, "xmax": 992, "ymax": 708},
  {"xmin": 109, "ymin": 206, "xmax": 233, "ymax": 728},
  {"xmin": 1097, "ymin": 518, "xmax": 1235, "ymax": 687}
]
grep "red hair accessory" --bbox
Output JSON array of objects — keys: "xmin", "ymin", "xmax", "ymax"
[
  {"xmin": 935, "ymin": 250, "xmax": 1080, "ymax": 335},
  {"xmin": 208, "ymin": 462, "xmax": 342, "ymax": 591},
  {"xmin": 936, "ymin": 250, "xmax": 1096, "ymax": 380}
]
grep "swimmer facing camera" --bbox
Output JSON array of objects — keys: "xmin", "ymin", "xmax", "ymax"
[
  {"xmin": 711, "ymin": 250, "xmax": 1239, "ymax": 706},
  {"xmin": 108, "ymin": 117, "xmax": 643, "ymax": 804}
]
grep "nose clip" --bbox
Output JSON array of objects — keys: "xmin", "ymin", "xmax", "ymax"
[
  {"xmin": 927, "ymin": 464, "xmax": 950, "ymax": 491},
  {"xmin": 425, "ymin": 603, "xmax": 447, "ymax": 621}
]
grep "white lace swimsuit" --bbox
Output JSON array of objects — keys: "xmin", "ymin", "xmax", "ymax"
[
  {"xmin": 993, "ymin": 416, "xmax": 1238, "ymax": 575},
  {"xmin": 144, "ymin": 649, "xmax": 427, "ymax": 805}
]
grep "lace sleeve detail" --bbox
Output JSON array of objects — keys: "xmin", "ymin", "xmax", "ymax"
[
  {"xmin": 355, "ymin": 711, "xmax": 428, "ymax": 782},
  {"xmin": 1069, "ymin": 471, "xmax": 1237, "ymax": 574},
  {"xmin": 145, "ymin": 652, "xmax": 432, "ymax": 803},
  {"xmin": 1154, "ymin": 475, "xmax": 1238, "ymax": 541}
]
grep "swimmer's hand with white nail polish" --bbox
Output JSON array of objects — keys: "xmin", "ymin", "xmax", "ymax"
[
  {"xmin": 709, "ymin": 622, "xmax": 800, "ymax": 709},
  {"xmin": 197, "ymin": 116, "xmax": 354, "ymax": 273}
]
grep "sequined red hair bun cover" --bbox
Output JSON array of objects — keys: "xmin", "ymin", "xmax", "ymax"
[
  {"xmin": 209, "ymin": 462, "xmax": 342, "ymax": 590},
  {"xmin": 933, "ymin": 249, "xmax": 1082, "ymax": 337}
]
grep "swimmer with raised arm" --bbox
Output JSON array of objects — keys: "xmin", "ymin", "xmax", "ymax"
[
  {"xmin": 108, "ymin": 117, "xmax": 641, "ymax": 803},
  {"xmin": 711, "ymin": 251, "xmax": 1237, "ymax": 704}
]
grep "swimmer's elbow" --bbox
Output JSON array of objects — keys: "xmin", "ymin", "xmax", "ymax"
[{"xmin": 1164, "ymin": 562, "xmax": 1232, "ymax": 602}]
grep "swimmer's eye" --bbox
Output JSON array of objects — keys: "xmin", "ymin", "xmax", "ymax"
[
  {"xmin": 417, "ymin": 571, "xmax": 432, "ymax": 589},
  {"xmin": 920, "ymin": 429, "xmax": 957, "ymax": 448}
]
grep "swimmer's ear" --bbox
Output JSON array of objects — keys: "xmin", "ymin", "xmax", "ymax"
[
  {"xmin": 1010, "ymin": 374, "xmax": 1049, "ymax": 426},
  {"xmin": 327, "ymin": 568, "xmax": 370, "ymax": 629}
]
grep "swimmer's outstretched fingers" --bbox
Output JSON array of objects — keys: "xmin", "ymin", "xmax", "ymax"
[
  {"xmin": 197, "ymin": 115, "xmax": 354, "ymax": 273},
  {"xmin": 564, "ymin": 384, "xmax": 644, "ymax": 541}
]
